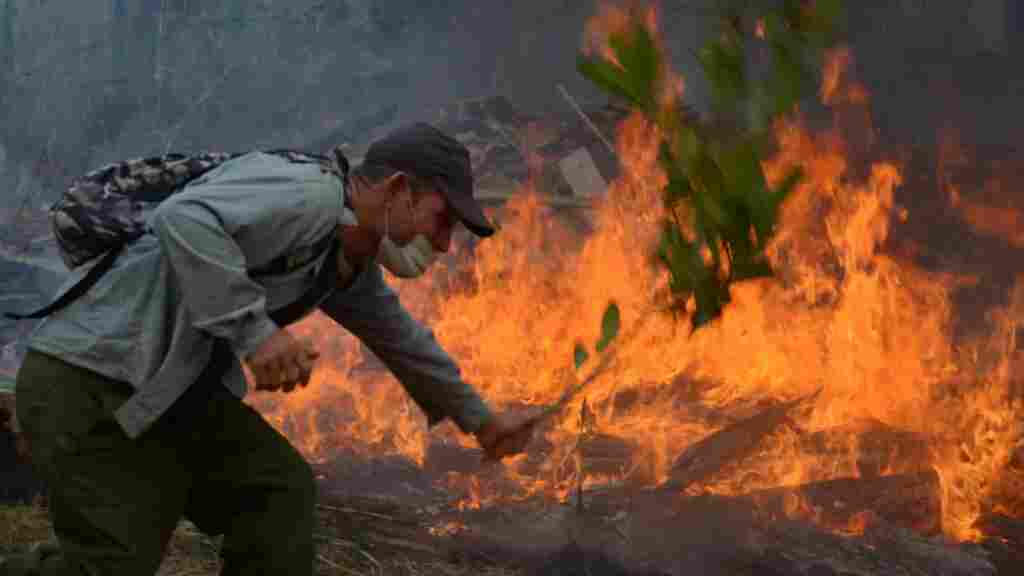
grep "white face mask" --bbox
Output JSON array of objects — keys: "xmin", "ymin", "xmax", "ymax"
[
  {"xmin": 377, "ymin": 234, "xmax": 438, "ymax": 278},
  {"xmin": 376, "ymin": 200, "xmax": 438, "ymax": 278}
]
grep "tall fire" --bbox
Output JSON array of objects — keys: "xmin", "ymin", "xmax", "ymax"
[{"xmin": 251, "ymin": 5, "xmax": 1023, "ymax": 548}]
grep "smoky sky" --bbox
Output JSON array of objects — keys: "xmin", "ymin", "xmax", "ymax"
[{"xmin": 0, "ymin": 1, "xmax": 1020, "ymax": 209}]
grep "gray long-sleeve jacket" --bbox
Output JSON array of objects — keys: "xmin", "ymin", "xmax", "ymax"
[{"xmin": 27, "ymin": 151, "xmax": 493, "ymax": 439}]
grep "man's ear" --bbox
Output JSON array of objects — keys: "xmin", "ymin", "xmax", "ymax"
[{"xmin": 382, "ymin": 171, "xmax": 410, "ymax": 202}]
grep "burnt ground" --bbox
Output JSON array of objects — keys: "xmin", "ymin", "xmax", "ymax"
[
  {"xmin": 303, "ymin": 437, "xmax": 1019, "ymax": 576},
  {"xmin": 3, "ymin": 439, "xmax": 1018, "ymax": 576}
]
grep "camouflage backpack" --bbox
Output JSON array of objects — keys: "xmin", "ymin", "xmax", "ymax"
[{"xmin": 5, "ymin": 147, "xmax": 349, "ymax": 320}]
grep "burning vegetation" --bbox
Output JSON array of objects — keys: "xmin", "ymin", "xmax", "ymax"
[
  {"xmin": 5, "ymin": 2, "xmax": 1021, "ymax": 575},
  {"xmin": 245, "ymin": 3, "xmax": 1023, "ymax": 570}
]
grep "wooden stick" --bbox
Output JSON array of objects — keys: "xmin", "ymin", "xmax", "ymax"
[
  {"xmin": 538, "ymin": 307, "xmax": 662, "ymax": 420},
  {"xmin": 475, "ymin": 190, "xmax": 596, "ymax": 208},
  {"xmin": 484, "ymin": 308, "xmax": 661, "ymax": 461},
  {"xmin": 557, "ymin": 83, "xmax": 618, "ymax": 156},
  {"xmin": 315, "ymin": 503, "xmax": 400, "ymax": 523},
  {"xmin": 317, "ymin": 553, "xmax": 343, "ymax": 570}
]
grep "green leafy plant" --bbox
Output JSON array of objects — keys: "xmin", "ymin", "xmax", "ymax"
[
  {"xmin": 575, "ymin": 302, "xmax": 621, "ymax": 371},
  {"xmin": 500, "ymin": 302, "xmax": 622, "ymax": 440},
  {"xmin": 578, "ymin": 0, "xmax": 842, "ymax": 330}
]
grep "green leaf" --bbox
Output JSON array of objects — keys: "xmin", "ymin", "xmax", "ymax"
[
  {"xmin": 657, "ymin": 224, "xmax": 696, "ymax": 298},
  {"xmin": 665, "ymin": 176, "xmax": 693, "ymax": 206},
  {"xmin": 780, "ymin": 0, "xmax": 806, "ymax": 28},
  {"xmin": 691, "ymin": 157, "xmax": 730, "ymax": 229},
  {"xmin": 576, "ymin": 0, "xmax": 842, "ymax": 333},
  {"xmin": 748, "ymin": 84, "xmax": 774, "ymax": 134},
  {"xmin": 692, "ymin": 272, "xmax": 730, "ymax": 330},
  {"xmin": 721, "ymin": 141, "xmax": 776, "ymax": 240},
  {"xmin": 660, "ymin": 141, "xmax": 693, "ymax": 205},
  {"xmin": 626, "ymin": 22, "xmax": 661, "ymax": 110},
  {"xmin": 803, "ymin": 0, "xmax": 844, "ymax": 50},
  {"xmin": 595, "ymin": 302, "xmax": 621, "ymax": 353},
  {"xmin": 607, "ymin": 35, "xmax": 649, "ymax": 107},
  {"xmin": 664, "ymin": 123, "xmax": 702, "ymax": 168},
  {"xmin": 577, "ymin": 55, "xmax": 641, "ymax": 106},
  {"xmin": 771, "ymin": 166, "xmax": 804, "ymax": 204},
  {"xmin": 699, "ymin": 24, "xmax": 748, "ymax": 110},
  {"xmin": 731, "ymin": 256, "xmax": 774, "ymax": 281},
  {"xmin": 574, "ymin": 342, "xmax": 590, "ymax": 370},
  {"xmin": 604, "ymin": 22, "xmax": 661, "ymax": 114}
]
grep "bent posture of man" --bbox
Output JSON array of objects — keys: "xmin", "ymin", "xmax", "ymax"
[{"xmin": 1, "ymin": 123, "xmax": 529, "ymax": 575}]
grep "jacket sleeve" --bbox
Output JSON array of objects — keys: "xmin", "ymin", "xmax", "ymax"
[
  {"xmin": 319, "ymin": 264, "xmax": 494, "ymax": 435},
  {"xmin": 150, "ymin": 153, "xmax": 339, "ymax": 358}
]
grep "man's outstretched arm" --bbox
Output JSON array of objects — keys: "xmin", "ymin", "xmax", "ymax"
[{"xmin": 319, "ymin": 264, "xmax": 494, "ymax": 435}]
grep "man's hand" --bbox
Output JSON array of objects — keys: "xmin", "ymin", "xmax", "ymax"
[
  {"xmin": 245, "ymin": 330, "xmax": 320, "ymax": 393},
  {"xmin": 474, "ymin": 413, "xmax": 536, "ymax": 461}
]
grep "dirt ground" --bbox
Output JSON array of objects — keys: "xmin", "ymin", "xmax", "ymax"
[{"xmin": 0, "ymin": 503, "xmax": 522, "ymax": 576}]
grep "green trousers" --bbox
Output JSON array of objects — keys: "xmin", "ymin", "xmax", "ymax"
[{"xmin": 3, "ymin": 349, "xmax": 315, "ymax": 575}]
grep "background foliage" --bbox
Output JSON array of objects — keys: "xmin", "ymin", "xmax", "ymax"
[{"xmin": 579, "ymin": 0, "xmax": 843, "ymax": 329}]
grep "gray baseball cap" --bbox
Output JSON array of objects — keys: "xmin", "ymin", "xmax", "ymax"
[{"xmin": 364, "ymin": 122, "xmax": 495, "ymax": 237}]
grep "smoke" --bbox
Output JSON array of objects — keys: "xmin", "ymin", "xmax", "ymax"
[{"xmin": 0, "ymin": 0, "xmax": 720, "ymax": 197}]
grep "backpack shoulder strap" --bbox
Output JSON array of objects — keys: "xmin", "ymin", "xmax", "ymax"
[
  {"xmin": 249, "ymin": 230, "xmax": 336, "ymax": 278},
  {"xmin": 5, "ymin": 147, "xmax": 347, "ymax": 322},
  {"xmin": 4, "ymin": 230, "xmax": 338, "ymax": 321},
  {"xmin": 267, "ymin": 240, "xmax": 340, "ymax": 327},
  {"xmin": 4, "ymin": 245, "xmax": 125, "ymax": 320}
]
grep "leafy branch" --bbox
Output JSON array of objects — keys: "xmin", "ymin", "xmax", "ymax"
[
  {"xmin": 489, "ymin": 302, "xmax": 623, "ymax": 457},
  {"xmin": 578, "ymin": 0, "xmax": 842, "ymax": 330}
]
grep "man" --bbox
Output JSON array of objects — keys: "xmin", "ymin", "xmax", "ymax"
[{"xmin": 2, "ymin": 123, "xmax": 530, "ymax": 575}]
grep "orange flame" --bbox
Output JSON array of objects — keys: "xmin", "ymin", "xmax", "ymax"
[
  {"xmin": 821, "ymin": 47, "xmax": 869, "ymax": 105},
  {"xmin": 249, "ymin": 8, "xmax": 1022, "ymax": 544}
]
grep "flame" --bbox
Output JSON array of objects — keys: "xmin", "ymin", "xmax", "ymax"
[
  {"xmin": 428, "ymin": 520, "xmax": 469, "ymax": 537},
  {"xmin": 581, "ymin": 3, "xmax": 631, "ymax": 66},
  {"xmin": 821, "ymin": 47, "xmax": 869, "ymax": 105},
  {"xmin": 940, "ymin": 130, "xmax": 1024, "ymax": 248},
  {"xmin": 248, "ymin": 9, "xmax": 1022, "ymax": 544}
]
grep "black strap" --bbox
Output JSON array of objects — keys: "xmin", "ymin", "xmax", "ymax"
[
  {"xmin": 4, "ymin": 245, "xmax": 125, "ymax": 320},
  {"xmin": 249, "ymin": 231, "xmax": 335, "ymax": 278},
  {"xmin": 4, "ymin": 232, "xmax": 336, "ymax": 321},
  {"xmin": 4, "ymin": 147, "xmax": 348, "ymax": 322},
  {"xmin": 267, "ymin": 240, "xmax": 339, "ymax": 327},
  {"xmin": 203, "ymin": 243, "xmax": 339, "ymax": 384}
]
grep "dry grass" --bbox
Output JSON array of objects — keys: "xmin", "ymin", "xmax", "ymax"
[
  {"xmin": 0, "ymin": 504, "xmax": 51, "ymax": 552},
  {"xmin": 155, "ymin": 522, "xmax": 221, "ymax": 576},
  {"xmin": 0, "ymin": 504, "xmax": 522, "ymax": 576}
]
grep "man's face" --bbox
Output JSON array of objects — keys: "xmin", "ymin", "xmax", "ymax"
[{"xmin": 385, "ymin": 177, "xmax": 456, "ymax": 253}]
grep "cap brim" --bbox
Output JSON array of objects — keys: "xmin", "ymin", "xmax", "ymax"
[{"xmin": 443, "ymin": 183, "xmax": 495, "ymax": 238}]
